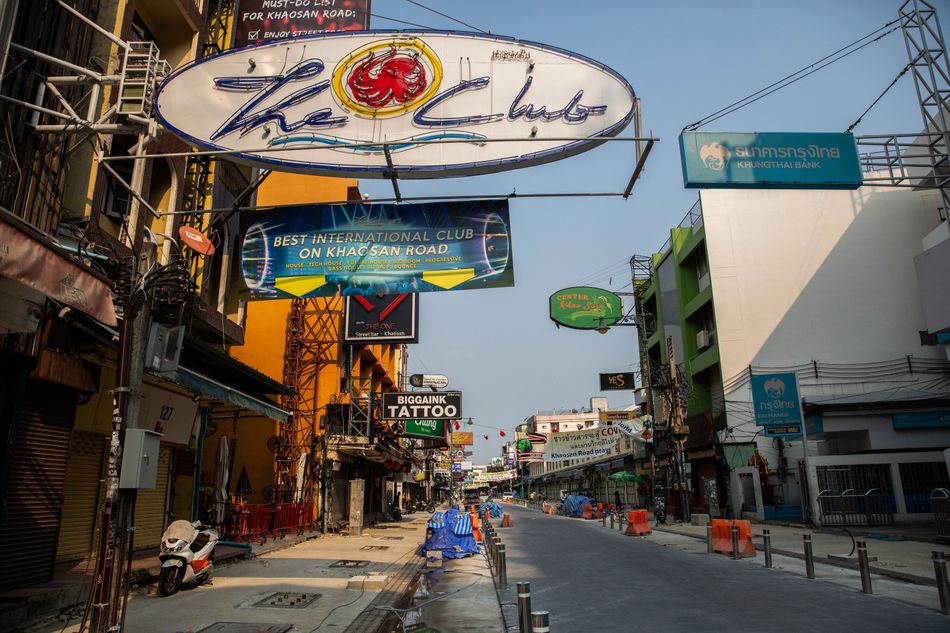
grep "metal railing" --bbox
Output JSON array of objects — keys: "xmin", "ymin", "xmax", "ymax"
[
  {"xmin": 932, "ymin": 488, "xmax": 950, "ymax": 537},
  {"xmin": 817, "ymin": 489, "xmax": 895, "ymax": 526}
]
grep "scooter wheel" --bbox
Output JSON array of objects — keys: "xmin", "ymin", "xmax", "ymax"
[{"xmin": 158, "ymin": 566, "xmax": 181, "ymax": 596}]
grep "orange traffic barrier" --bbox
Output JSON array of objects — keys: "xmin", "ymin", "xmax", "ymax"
[
  {"xmin": 711, "ymin": 519, "xmax": 755, "ymax": 558},
  {"xmin": 471, "ymin": 512, "xmax": 482, "ymax": 542},
  {"xmin": 582, "ymin": 503, "xmax": 593, "ymax": 520},
  {"xmin": 624, "ymin": 510, "xmax": 651, "ymax": 536},
  {"xmin": 501, "ymin": 513, "xmax": 513, "ymax": 527},
  {"xmin": 595, "ymin": 502, "xmax": 604, "ymax": 518}
]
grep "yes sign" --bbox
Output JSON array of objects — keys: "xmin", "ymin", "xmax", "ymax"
[{"xmin": 154, "ymin": 31, "xmax": 636, "ymax": 177}]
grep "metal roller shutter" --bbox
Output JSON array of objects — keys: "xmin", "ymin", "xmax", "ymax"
[
  {"xmin": 133, "ymin": 445, "xmax": 171, "ymax": 549},
  {"xmin": 0, "ymin": 381, "xmax": 75, "ymax": 590},
  {"xmin": 56, "ymin": 432, "xmax": 106, "ymax": 562}
]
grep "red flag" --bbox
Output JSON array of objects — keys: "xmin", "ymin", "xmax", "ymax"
[
  {"xmin": 483, "ymin": 435, "xmax": 489, "ymax": 440},
  {"xmin": 499, "ymin": 430, "xmax": 506, "ymax": 437},
  {"xmin": 454, "ymin": 421, "xmax": 460, "ymax": 430}
]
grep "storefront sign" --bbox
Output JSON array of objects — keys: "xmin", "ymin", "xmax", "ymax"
[
  {"xmin": 751, "ymin": 372, "xmax": 802, "ymax": 426},
  {"xmin": 763, "ymin": 424, "xmax": 802, "ymax": 437},
  {"xmin": 409, "ymin": 374, "xmax": 449, "ymax": 388},
  {"xmin": 450, "ymin": 432, "xmax": 474, "ymax": 446},
  {"xmin": 599, "ymin": 372, "xmax": 635, "ymax": 390},
  {"xmin": 402, "ymin": 418, "xmax": 446, "ymax": 439},
  {"xmin": 543, "ymin": 426, "xmax": 622, "ymax": 461},
  {"xmin": 155, "ymin": 31, "xmax": 636, "ymax": 177},
  {"xmin": 549, "ymin": 286, "xmax": 623, "ymax": 330},
  {"xmin": 233, "ymin": 0, "xmax": 371, "ymax": 49},
  {"xmin": 892, "ymin": 411, "xmax": 950, "ymax": 429},
  {"xmin": 343, "ymin": 293, "xmax": 418, "ymax": 343},
  {"xmin": 680, "ymin": 131, "xmax": 862, "ymax": 189},
  {"xmin": 382, "ymin": 391, "xmax": 461, "ymax": 420},
  {"xmin": 238, "ymin": 200, "xmax": 513, "ymax": 299}
]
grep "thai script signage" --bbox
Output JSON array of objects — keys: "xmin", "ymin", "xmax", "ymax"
[
  {"xmin": 450, "ymin": 432, "xmax": 474, "ymax": 446},
  {"xmin": 155, "ymin": 31, "xmax": 636, "ymax": 177},
  {"xmin": 343, "ymin": 293, "xmax": 418, "ymax": 343},
  {"xmin": 599, "ymin": 372, "xmax": 635, "ymax": 390},
  {"xmin": 233, "ymin": 0, "xmax": 371, "ymax": 49},
  {"xmin": 751, "ymin": 372, "xmax": 802, "ymax": 426},
  {"xmin": 549, "ymin": 286, "xmax": 623, "ymax": 330},
  {"xmin": 543, "ymin": 426, "xmax": 622, "ymax": 461},
  {"xmin": 382, "ymin": 391, "xmax": 461, "ymax": 420},
  {"xmin": 238, "ymin": 200, "xmax": 513, "ymax": 299},
  {"xmin": 680, "ymin": 131, "xmax": 862, "ymax": 189}
]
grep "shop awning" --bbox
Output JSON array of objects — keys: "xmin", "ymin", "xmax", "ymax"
[
  {"xmin": 170, "ymin": 365, "xmax": 290, "ymax": 423},
  {"xmin": 0, "ymin": 208, "xmax": 117, "ymax": 325}
]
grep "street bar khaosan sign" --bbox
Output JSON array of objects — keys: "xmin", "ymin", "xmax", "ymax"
[
  {"xmin": 549, "ymin": 287, "xmax": 623, "ymax": 330},
  {"xmin": 238, "ymin": 200, "xmax": 513, "ymax": 299},
  {"xmin": 343, "ymin": 293, "xmax": 418, "ymax": 343},
  {"xmin": 154, "ymin": 30, "xmax": 636, "ymax": 178},
  {"xmin": 402, "ymin": 418, "xmax": 446, "ymax": 440},
  {"xmin": 599, "ymin": 372, "xmax": 635, "ymax": 391},
  {"xmin": 680, "ymin": 131, "xmax": 862, "ymax": 190},
  {"xmin": 543, "ymin": 425, "xmax": 623, "ymax": 461},
  {"xmin": 382, "ymin": 391, "xmax": 461, "ymax": 420},
  {"xmin": 233, "ymin": 0, "xmax": 371, "ymax": 49}
]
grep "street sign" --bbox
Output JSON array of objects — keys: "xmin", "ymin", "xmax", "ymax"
[
  {"xmin": 454, "ymin": 450, "xmax": 464, "ymax": 459},
  {"xmin": 451, "ymin": 462, "xmax": 462, "ymax": 472},
  {"xmin": 599, "ymin": 372, "xmax": 635, "ymax": 391},
  {"xmin": 381, "ymin": 391, "xmax": 462, "ymax": 420},
  {"xmin": 409, "ymin": 374, "xmax": 449, "ymax": 389},
  {"xmin": 763, "ymin": 424, "xmax": 802, "ymax": 437},
  {"xmin": 751, "ymin": 372, "xmax": 802, "ymax": 426}
]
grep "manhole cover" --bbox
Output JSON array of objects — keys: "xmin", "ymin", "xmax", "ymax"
[
  {"xmin": 197, "ymin": 624, "xmax": 293, "ymax": 633},
  {"xmin": 361, "ymin": 545, "xmax": 389, "ymax": 551},
  {"xmin": 379, "ymin": 536, "xmax": 404, "ymax": 540},
  {"xmin": 252, "ymin": 592, "xmax": 321, "ymax": 608},
  {"xmin": 330, "ymin": 560, "xmax": 370, "ymax": 568}
]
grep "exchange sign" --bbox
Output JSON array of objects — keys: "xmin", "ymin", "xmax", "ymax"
[
  {"xmin": 549, "ymin": 287, "xmax": 623, "ymax": 330},
  {"xmin": 751, "ymin": 373, "xmax": 802, "ymax": 426},
  {"xmin": 154, "ymin": 31, "xmax": 636, "ymax": 178},
  {"xmin": 238, "ymin": 200, "xmax": 513, "ymax": 299},
  {"xmin": 382, "ymin": 391, "xmax": 461, "ymax": 420}
]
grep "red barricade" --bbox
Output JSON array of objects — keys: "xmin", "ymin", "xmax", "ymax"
[
  {"xmin": 582, "ymin": 503, "xmax": 593, "ymax": 519},
  {"xmin": 711, "ymin": 519, "xmax": 755, "ymax": 558},
  {"xmin": 624, "ymin": 510, "xmax": 651, "ymax": 536},
  {"xmin": 595, "ymin": 503, "xmax": 604, "ymax": 518}
]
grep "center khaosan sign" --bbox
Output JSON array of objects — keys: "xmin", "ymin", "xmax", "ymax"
[
  {"xmin": 549, "ymin": 286, "xmax": 623, "ymax": 330},
  {"xmin": 382, "ymin": 391, "xmax": 461, "ymax": 420},
  {"xmin": 154, "ymin": 31, "xmax": 636, "ymax": 178},
  {"xmin": 238, "ymin": 200, "xmax": 513, "ymax": 298}
]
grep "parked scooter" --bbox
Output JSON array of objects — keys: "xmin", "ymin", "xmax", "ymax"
[{"xmin": 158, "ymin": 520, "xmax": 218, "ymax": 596}]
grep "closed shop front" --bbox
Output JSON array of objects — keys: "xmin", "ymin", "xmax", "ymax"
[
  {"xmin": 0, "ymin": 381, "xmax": 75, "ymax": 590},
  {"xmin": 56, "ymin": 432, "xmax": 106, "ymax": 562},
  {"xmin": 133, "ymin": 445, "xmax": 172, "ymax": 550}
]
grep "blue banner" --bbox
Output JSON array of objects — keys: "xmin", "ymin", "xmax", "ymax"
[
  {"xmin": 238, "ymin": 200, "xmax": 513, "ymax": 299},
  {"xmin": 892, "ymin": 411, "xmax": 950, "ymax": 429},
  {"xmin": 751, "ymin": 372, "xmax": 802, "ymax": 426},
  {"xmin": 680, "ymin": 131, "xmax": 862, "ymax": 189}
]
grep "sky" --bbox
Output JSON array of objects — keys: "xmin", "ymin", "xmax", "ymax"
[{"xmin": 354, "ymin": 0, "xmax": 945, "ymax": 462}]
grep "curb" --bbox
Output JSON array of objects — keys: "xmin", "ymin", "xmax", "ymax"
[{"xmin": 342, "ymin": 553, "xmax": 425, "ymax": 633}]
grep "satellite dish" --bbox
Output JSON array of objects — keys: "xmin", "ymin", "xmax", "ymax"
[{"xmin": 266, "ymin": 436, "xmax": 280, "ymax": 453}]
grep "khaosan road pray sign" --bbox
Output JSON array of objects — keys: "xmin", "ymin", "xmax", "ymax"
[
  {"xmin": 238, "ymin": 200, "xmax": 513, "ymax": 298},
  {"xmin": 549, "ymin": 287, "xmax": 623, "ymax": 330},
  {"xmin": 154, "ymin": 30, "xmax": 636, "ymax": 178}
]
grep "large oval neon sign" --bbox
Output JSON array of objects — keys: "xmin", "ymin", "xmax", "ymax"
[{"xmin": 154, "ymin": 30, "xmax": 636, "ymax": 178}]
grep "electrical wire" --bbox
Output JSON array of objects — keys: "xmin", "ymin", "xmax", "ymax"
[
  {"xmin": 403, "ymin": 0, "xmax": 489, "ymax": 34},
  {"xmin": 684, "ymin": 18, "xmax": 901, "ymax": 131},
  {"xmin": 356, "ymin": 9, "xmax": 436, "ymax": 30},
  {"xmin": 846, "ymin": 60, "xmax": 915, "ymax": 132}
]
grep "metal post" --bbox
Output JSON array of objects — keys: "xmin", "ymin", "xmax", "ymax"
[
  {"xmin": 763, "ymin": 529, "xmax": 773, "ymax": 569},
  {"xmin": 731, "ymin": 526, "xmax": 739, "ymax": 560},
  {"xmin": 804, "ymin": 534, "xmax": 815, "ymax": 579},
  {"xmin": 493, "ymin": 537, "xmax": 501, "ymax": 569},
  {"xmin": 531, "ymin": 611, "xmax": 551, "ymax": 633},
  {"xmin": 706, "ymin": 524, "xmax": 713, "ymax": 554},
  {"xmin": 933, "ymin": 551, "xmax": 950, "ymax": 616},
  {"xmin": 602, "ymin": 513, "xmax": 606, "ymax": 527},
  {"xmin": 517, "ymin": 582, "xmax": 533, "ymax": 633},
  {"xmin": 610, "ymin": 513, "xmax": 615, "ymax": 529},
  {"xmin": 857, "ymin": 540, "xmax": 873, "ymax": 594},
  {"xmin": 498, "ymin": 544, "xmax": 508, "ymax": 590}
]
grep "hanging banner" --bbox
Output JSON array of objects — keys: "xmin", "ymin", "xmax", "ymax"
[
  {"xmin": 602, "ymin": 414, "xmax": 652, "ymax": 440},
  {"xmin": 543, "ymin": 426, "xmax": 622, "ymax": 461},
  {"xmin": 680, "ymin": 131, "xmax": 862, "ymax": 190},
  {"xmin": 238, "ymin": 200, "xmax": 513, "ymax": 299},
  {"xmin": 233, "ymin": 0, "xmax": 371, "ymax": 49}
]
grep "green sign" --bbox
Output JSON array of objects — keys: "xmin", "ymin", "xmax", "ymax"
[
  {"xmin": 680, "ymin": 131, "xmax": 862, "ymax": 190},
  {"xmin": 549, "ymin": 286, "xmax": 623, "ymax": 330},
  {"xmin": 403, "ymin": 419, "xmax": 446, "ymax": 439}
]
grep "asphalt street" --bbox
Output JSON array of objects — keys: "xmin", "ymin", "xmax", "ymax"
[{"xmin": 497, "ymin": 505, "xmax": 949, "ymax": 633}]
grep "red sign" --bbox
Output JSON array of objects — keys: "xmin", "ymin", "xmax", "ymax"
[
  {"xmin": 233, "ymin": 0, "xmax": 371, "ymax": 49},
  {"xmin": 178, "ymin": 226, "xmax": 216, "ymax": 256}
]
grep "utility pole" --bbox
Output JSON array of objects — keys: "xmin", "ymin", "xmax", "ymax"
[{"xmin": 666, "ymin": 337, "xmax": 691, "ymax": 524}]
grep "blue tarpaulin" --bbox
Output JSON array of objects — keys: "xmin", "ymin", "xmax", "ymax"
[
  {"xmin": 480, "ymin": 502, "xmax": 503, "ymax": 518},
  {"xmin": 560, "ymin": 495, "xmax": 592, "ymax": 517},
  {"xmin": 422, "ymin": 509, "xmax": 479, "ymax": 559}
]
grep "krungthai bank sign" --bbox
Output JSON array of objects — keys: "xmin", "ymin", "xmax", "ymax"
[
  {"xmin": 154, "ymin": 31, "xmax": 636, "ymax": 177},
  {"xmin": 680, "ymin": 131, "xmax": 862, "ymax": 189}
]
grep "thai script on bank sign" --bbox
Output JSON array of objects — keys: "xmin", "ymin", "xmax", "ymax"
[{"xmin": 731, "ymin": 144, "xmax": 843, "ymax": 170}]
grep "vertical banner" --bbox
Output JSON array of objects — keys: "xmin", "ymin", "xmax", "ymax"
[
  {"xmin": 233, "ymin": 0, "xmax": 371, "ymax": 48},
  {"xmin": 238, "ymin": 200, "xmax": 514, "ymax": 299}
]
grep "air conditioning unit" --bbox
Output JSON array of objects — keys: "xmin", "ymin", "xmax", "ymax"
[{"xmin": 696, "ymin": 330, "xmax": 711, "ymax": 350}]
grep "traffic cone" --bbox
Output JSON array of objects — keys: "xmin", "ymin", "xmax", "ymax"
[{"xmin": 501, "ymin": 514, "xmax": 513, "ymax": 528}]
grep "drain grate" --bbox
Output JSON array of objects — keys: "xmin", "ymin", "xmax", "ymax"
[
  {"xmin": 197, "ymin": 624, "xmax": 293, "ymax": 633},
  {"xmin": 378, "ymin": 536, "xmax": 404, "ymax": 540},
  {"xmin": 330, "ymin": 559, "xmax": 370, "ymax": 568},
  {"xmin": 252, "ymin": 592, "xmax": 321, "ymax": 609},
  {"xmin": 361, "ymin": 545, "xmax": 390, "ymax": 551}
]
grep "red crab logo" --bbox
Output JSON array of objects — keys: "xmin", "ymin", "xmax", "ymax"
[{"xmin": 346, "ymin": 46, "xmax": 429, "ymax": 109}]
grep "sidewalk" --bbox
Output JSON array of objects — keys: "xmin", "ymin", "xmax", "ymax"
[{"xmin": 654, "ymin": 520, "xmax": 950, "ymax": 586}]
